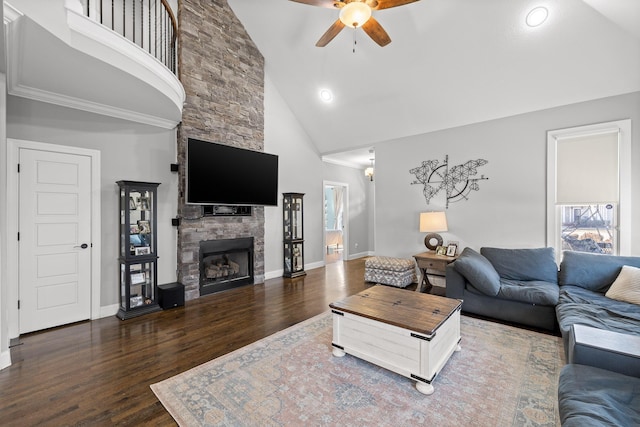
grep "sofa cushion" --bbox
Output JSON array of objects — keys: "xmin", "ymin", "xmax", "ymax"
[
  {"xmin": 559, "ymin": 251, "xmax": 640, "ymax": 293},
  {"xmin": 556, "ymin": 286, "xmax": 640, "ymax": 338},
  {"xmin": 453, "ymin": 247, "xmax": 501, "ymax": 296},
  {"xmin": 497, "ymin": 279, "xmax": 559, "ymax": 306},
  {"xmin": 558, "ymin": 364, "xmax": 640, "ymax": 427},
  {"xmin": 606, "ymin": 265, "xmax": 640, "ymax": 305},
  {"xmin": 480, "ymin": 247, "xmax": 558, "ymax": 283}
]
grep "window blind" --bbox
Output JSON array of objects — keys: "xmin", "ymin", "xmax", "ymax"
[{"xmin": 556, "ymin": 131, "xmax": 619, "ymax": 204}]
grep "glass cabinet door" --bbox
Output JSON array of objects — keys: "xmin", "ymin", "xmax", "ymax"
[
  {"xmin": 283, "ymin": 193, "xmax": 306, "ymax": 278},
  {"xmin": 120, "ymin": 261, "xmax": 157, "ymax": 310},
  {"xmin": 127, "ymin": 188, "xmax": 155, "ymax": 257},
  {"xmin": 291, "ymin": 195, "xmax": 303, "ymax": 240}
]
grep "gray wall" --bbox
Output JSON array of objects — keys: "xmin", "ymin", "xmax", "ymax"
[
  {"xmin": 375, "ymin": 91, "xmax": 640, "ymax": 259},
  {"xmin": 263, "ymin": 74, "xmax": 323, "ymax": 276},
  {"xmin": 263, "ymin": 73, "xmax": 376, "ymax": 276},
  {"xmin": 6, "ymin": 96, "xmax": 178, "ymax": 306}
]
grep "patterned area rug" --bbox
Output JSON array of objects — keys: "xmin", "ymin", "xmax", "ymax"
[{"xmin": 151, "ymin": 312, "xmax": 563, "ymax": 426}]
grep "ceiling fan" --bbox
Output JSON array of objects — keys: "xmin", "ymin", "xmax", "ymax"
[{"xmin": 290, "ymin": 0, "xmax": 420, "ymax": 47}]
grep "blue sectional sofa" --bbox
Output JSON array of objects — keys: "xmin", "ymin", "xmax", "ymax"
[
  {"xmin": 446, "ymin": 248, "xmax": 640, "ymax": 425},
  {"xmin": 445, "ymin": 246, "xmax": 559, "ymax": 331},
  {"xmin": 558, "ymin": 364, "xmax": 640, "ymax": 426},
  {"xmin": 556, "ymin": 251, "xmax": 640, "ymax": 360}
]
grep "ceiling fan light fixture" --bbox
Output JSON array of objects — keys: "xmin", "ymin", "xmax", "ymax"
[{"xmin": 339, "ymin": 2, "xmax": 372, "ymax": 28}]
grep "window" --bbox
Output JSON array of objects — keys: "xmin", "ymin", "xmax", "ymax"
[
  {"xmin": 560, "ymin": 204, "xmax": 616, "ymax": 254},
  {"xmin": 547, "ymin": 120, "xmax": 631, "ymax": 261}
]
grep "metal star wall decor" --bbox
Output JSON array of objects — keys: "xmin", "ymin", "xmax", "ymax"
[{"xmin": 410, "ymin": 155, "xmax": 489, "ymax": 208}]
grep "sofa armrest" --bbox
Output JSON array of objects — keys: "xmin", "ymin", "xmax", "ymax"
[
  {"xmin": 569, "ymin": 324, "xmax": 640, "ymax": 377},
  {"xmin": 445, "ymin": 263, "xmax": 465, "ymax": 300}
]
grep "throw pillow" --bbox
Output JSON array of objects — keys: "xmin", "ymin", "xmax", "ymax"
[
  {"xmin": 605, "ymin": 265, "xmax": 640, "ymax": 305},
  {"xmin": 454, "ymin": 247, "xmax": 501, "ymax": 296}
]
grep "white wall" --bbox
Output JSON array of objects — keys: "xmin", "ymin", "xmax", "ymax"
[
  {"xmin": 375, "ymin": 91, "xmax": 640, "ymax": 259},
  {"xmin": 6, "ymin": 96, "xmax": 178, "ymax": 307}
]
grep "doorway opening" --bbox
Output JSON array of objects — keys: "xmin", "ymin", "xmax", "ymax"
[{"xmin": 323, "ymin": 182, "xmax": 348, "ymax": 264}]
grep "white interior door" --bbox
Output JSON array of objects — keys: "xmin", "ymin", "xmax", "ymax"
[{"xmin": 18, "ymin": 148, "xmax": 92, "ymax": 334}]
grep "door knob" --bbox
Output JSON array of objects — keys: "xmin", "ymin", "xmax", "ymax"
[{"xmin": 74, "ymin": 243, "xmax": 89, "ymax": 249}]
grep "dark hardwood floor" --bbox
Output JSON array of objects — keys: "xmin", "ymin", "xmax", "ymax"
[{"xmin": 0, "ymin": 258, "xmax": 376, "ymax": 426}]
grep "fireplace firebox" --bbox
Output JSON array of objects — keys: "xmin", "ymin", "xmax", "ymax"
[{"xmin": 199, "ymin": 237, "xmax": 254, "ymax": 296}]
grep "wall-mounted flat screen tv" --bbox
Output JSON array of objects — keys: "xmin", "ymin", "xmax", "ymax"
[{"xmin": 187, "ymin": 138, "xmax": 279, "ymax": 206}]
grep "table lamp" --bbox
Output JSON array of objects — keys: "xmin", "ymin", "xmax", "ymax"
[{"xmin": 419, "ymin": 211, "xmax": 448, "ymax": 251}]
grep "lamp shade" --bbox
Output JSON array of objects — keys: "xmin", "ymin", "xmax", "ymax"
[
  {"xmin": 364, "ymin": 166, "xmax": 374, "ymax": 180},
  {"xmin": 419, "ymin": 212, "xmax": 448, "ymax": 232}
]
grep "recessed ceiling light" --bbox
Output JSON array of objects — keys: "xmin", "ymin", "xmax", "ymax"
[
  {"xmin": 319, "ymin": 89, "xmax": 334, "ymax": 103},
  {"xmin": 526, "ymin": 6, "xmax": 548, "ymax": 27}
]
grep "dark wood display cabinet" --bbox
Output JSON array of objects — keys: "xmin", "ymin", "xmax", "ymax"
[
  {"xmin": 283, "ymin": 192, "xmax": 306, "ymax": 278},
  {"xmin": 116, "ymin": 180, "xmax": 162, "ymax": 319}
]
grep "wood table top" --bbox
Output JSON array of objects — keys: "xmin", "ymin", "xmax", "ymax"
[
  {"xmin": 329, "ymin": 285, "xmax": 462, "ymax": 336},
  {"xmin": 413, "ymin": 251, "xmax": 457, "ymax": 262}
]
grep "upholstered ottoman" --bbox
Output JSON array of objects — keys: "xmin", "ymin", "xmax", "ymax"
[{"xmin": 364, "ymin": 256, "xmax": 416, "ymax": 288}]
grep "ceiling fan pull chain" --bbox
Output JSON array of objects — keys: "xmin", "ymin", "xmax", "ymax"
[{"xmin": 353, "ymin": 28, "xmax": 357, "ymax": 53}]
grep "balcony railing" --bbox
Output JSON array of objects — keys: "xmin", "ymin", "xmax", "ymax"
[{"xmin": 83, "ymin": 0, "xmax": 177, "ymax": 74}]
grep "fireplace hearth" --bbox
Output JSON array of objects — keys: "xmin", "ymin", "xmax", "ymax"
[{"xmin": 199, "ymin": 237, "xmax": 254, "ymax": 296}]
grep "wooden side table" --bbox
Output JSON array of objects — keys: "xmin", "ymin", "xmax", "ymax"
[{"xmin": 413, "ymin": 251, "xmax": 458, "ymax": 293}]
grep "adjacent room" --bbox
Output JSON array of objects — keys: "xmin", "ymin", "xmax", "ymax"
[{"xmin": 0, "ymin": 0, "xmax": 639, "ymax": 425}]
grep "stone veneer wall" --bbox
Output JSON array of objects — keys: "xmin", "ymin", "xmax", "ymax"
[{"xmin": 177, "ymin": 0, "xmax": 265, "ymax": 300}]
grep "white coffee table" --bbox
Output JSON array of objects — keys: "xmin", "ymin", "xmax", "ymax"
[{"xmin": 329, "ymin": 285, "xmax": 462, "ymax": 395}]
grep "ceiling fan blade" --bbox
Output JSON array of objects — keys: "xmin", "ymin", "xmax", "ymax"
[
  {"xmin": 316, "ymin": 20, "xmax": 346, "ymax": 47},
  {"xmin": 362, "ymin": 17, "xmax": 391, "ymax": 46},
  {"xmin": 373, "ymin": 0, "xmax": 420, "ymax": 10},
  {"xmin": 289, "ymin": 0, "xmax": 341, "ymax": 9}
]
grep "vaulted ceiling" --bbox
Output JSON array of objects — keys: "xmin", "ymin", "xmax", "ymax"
[{"xmin": 228, "ymin": 0, "xmax": 640, "ymax": 166}]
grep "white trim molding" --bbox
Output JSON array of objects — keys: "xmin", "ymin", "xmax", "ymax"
[{"xmin": 0, "ymin": 350, "xmax": 11, "ymax": 371}]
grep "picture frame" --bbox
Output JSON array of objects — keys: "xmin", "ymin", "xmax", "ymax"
[
  {"xmin": 436, "ymin": 245, "xmax": 447, "ymax": 256},
  {"xmin": 131, "ymin": 272, "xmax": 146, "ymax": 285},
  {"xmin": 137, "ymin": 220, "xmax": 151, "ymax": 234},
  {"xmin": 134, "ymin": 246, "xmax": 151, "ymax": 256},
  {"xmin": 446, "ymin": 243, "xmax": 458, "ymax": 257},
  {"xmin": 139, "ymin": 197, "xmax": 150, "ymax": 211}
]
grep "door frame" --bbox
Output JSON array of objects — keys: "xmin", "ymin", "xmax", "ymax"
[
  {"xmin": 323, "ymin": 181, "xmax": 349, "ymax": 263},
  {"xmin": 6, "ymin": 139, "xmax": 101, "ymax": 338}
]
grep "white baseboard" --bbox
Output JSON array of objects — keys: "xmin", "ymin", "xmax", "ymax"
[
  {"xmin": 265, "ymin": 269, "xmax": 283, "ymax": 280},
  {"xmin": 306, "ymin": 260, "xmax": 325, "ymax": 271},
  {"xmin": 0, "ymin": 350, "xmax": 11, "ymax": 371},
  {"xmin": 264, "ymin": 260, "xmax": 326, "ymax": 281},
  {"xmin": 347, "ymin": 251, "xmax": 374, "ymax": 260},
  {"xmin": 96, "ymin": 304, "xmax": 119, "ymax": 319}
]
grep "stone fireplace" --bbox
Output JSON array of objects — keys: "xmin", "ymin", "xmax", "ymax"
[
  {"xmin": 176, "ymin": 0, "xmax": 266, "ymax": 301},
  {"xmin": 199, "ymin": 237, "xmax": 254, "ymax": 296}
]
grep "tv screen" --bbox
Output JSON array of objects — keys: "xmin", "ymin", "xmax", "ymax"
[{"xmin": 187, "ymin": 138, "xmax": 279, "ymax": 206}]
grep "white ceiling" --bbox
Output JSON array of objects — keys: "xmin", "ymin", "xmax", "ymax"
[{"xmin": 228, "ymin": 0, "xmax": 640, "ymax": 167}]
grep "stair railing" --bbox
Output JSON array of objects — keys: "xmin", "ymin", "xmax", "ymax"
[{"xmin": 82, "ymin": 0, "xmax": 177, "ymax": 74}]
